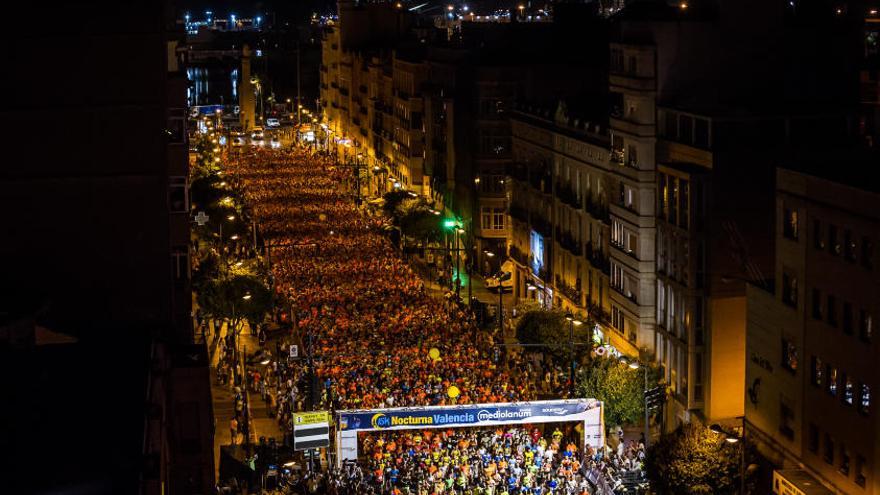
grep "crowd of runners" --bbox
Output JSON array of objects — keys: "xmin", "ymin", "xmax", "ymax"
[{"xmin": 219, "ymin": 147, "xmax": 646, "ymax": 494}]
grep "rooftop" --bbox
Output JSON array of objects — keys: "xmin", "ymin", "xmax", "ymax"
[{"xmin": 778, "ymin": 147, "xmax": 880, "ymax": 195}]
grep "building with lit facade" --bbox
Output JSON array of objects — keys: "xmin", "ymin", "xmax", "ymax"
[
  {"xmin": 508, "ymin": 102, "xmax": 615, "ymax": 339},
  {"xmin": 746, "ymin": 160, "xmax": 879, "ymax": 494}
]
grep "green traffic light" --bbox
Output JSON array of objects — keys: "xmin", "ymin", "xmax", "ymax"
[{"xmin": 443, "ymin": 219, "xmax": 456, "ymax": 229}]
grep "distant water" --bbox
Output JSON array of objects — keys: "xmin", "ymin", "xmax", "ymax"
[{"xmin": 187, "ymin": 66, "xmax": 239, "ymax": 107}]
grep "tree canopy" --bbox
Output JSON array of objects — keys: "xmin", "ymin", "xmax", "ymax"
[
  {"xmin": 576, "ymin": 355, "xmax": 659, "ymax": 427},
  {"xmin": 196, "ymin": 274, "xmax": 272, "ymax": 334},
  {"xmin": 514, "ymin": 310, "xmax": 590, "ymax": 362},
  {"xmin": 645, "ymin": 422, "xmax": 744, "ymax": 494}
]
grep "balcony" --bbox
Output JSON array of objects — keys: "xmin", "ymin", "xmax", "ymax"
[
  {"xmin": 586, "ymin": 242, "xmax": 610, "ymax": 275},
  {"xmin": 611, "ymin": 240, "xmax": 638, "ymax": 260},
  {"xmin": 528, "ymin": 174, "xmax": 553, "ymax": 195},
  {"xmin": 556, "ymin": 181, "xmax": 582, "ymax": 209},
  {"xmin": 609, "ymin": 149, "xmax": 624, "ymax": 166},
  {"xmin": 556, "ymin": 275, "xmax": 582, "ymax": 304},
  {"xmin": 586, "ymin": 197, "xmax": 610, "ymax": 224},
  {"xmin": 555, "ymin": 227, "xmax": 582, "ymax": 257},
  {"xmin": 612, "ymin": 285, "xmax": 638, "ymax": 304},
  {"xmin": 609, "ymin": 72, "xmax": 656, "ymax": 94}
]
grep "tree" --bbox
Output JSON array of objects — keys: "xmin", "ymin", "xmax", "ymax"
[
  {"xmin": 514, "ymin": 310, "xmax": 590, "ymax": 362},
  {"xmin": 382, "ymin": 190, "xmax": 411, "ymax": 219},
  {"xmin": 576, "ymin": 355, "xmax": 659, "ymax": 427},
  {"xmin": 645, "ymin": 422, "xmax": 745, "ymax": 494},
  {"xmin": 190, "ymin": 133, "xmax": 222, "ymax": 180},
  {"xmin": 399, "ymin": 208, "xmax": 443, "ymax": 244},
  {"xmin": 197, "ymin": 274, "xmax": 272, "ymax": 336}
]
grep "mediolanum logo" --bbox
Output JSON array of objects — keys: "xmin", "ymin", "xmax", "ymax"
[
  {"xmin": 371, "ymin": 413, "xmax": 390, "ymax": 429},
  {"xmin": 477, "ymin": 409, "xmax": 532, "ymax": 422}
]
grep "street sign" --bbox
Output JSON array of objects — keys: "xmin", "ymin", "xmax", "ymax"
[
  {"xmin": 194, "ymin": 211, "xmax": 210, "ymax": 226},
  {"xmin": 293, "ymin": 411, "xmax": 330, "ymax": 451},
  {"xmin": 289, "ymin": 344, "xmax": 299, "ymax": 358}
]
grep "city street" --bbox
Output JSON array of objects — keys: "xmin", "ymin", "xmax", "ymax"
[{"xmin": 202, "ymin": 145, "xmax": 646, "ymax": 493}]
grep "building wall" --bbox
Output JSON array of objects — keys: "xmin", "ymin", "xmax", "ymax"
[
  {"xmin": 748, "ymin": 167, "xmax": 880, "ymax": 494},
  {"xmin": 705, "ymin": 295, "xmax": 746, "ymax": 420}
]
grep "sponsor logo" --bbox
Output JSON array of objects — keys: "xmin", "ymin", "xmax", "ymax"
[
  {"xmin": 371, "ymin": 413, "xmax": 390, "ymax": 429},
  {"xmin": 540, "ymin": 407, "xmax": 569, "ymax": 415},
  {"xmin": 477, "ymin": 409, "xmax": 532, "ymax": 422}
]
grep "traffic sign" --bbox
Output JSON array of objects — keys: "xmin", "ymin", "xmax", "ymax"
[
  {"xmin": 293, "ymin": 411, "xmax": 330, "ymax": 451},
  {"xmin": 289, "ymin": 344, "xmax": 299, "ymax": 358}
]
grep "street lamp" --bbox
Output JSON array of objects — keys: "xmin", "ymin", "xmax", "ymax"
[
  {"xmin": 620, "ymin": 357, "xmax": 651, "ymax": 449},
  {"xmin": 710, "ymin": 419, "xmax": 748, "ymax": 494},
  {"xmin": 564, "ymin": 311, "xmax": 583, "ymax": 397}
]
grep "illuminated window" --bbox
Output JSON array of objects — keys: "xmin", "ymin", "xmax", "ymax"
[
  {"xmin": 859, "ymin": 383, "xmax": 871, "ymax": 415},
  {"xmin": 811, "ymin": 356, "xmax": 823, "ymax": 387},
  {"xmin": 844, "ymin": 229, "xmax": 856, "ymax": 261},
  {"xmin": 860, "ymin": 310, "xmax": 874, "ymax": 342},
  {"xmin": 828, "ymin": 224, "xmax": 841, "ymax": 255},
  {"xmin": 781, "ymin": 339, "xmax": 798, "ymax": 373},
  {"xmin": 783, "ymin": 207, "xmax": 798, "ymax": 240},
  {"xmin": 827, "ymin": 365, "xmax": 838, "ymax": 397},
  {"xmin": 843, "ymin": 374, "xmax": 854, "ymax": 405}
]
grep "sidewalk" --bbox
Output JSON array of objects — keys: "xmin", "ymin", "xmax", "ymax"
[{"xmin": 207, "ymin": 320, "xmax": 284, "ymax": 480}]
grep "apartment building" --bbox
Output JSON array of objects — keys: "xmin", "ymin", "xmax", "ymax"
[
  {"xmin": 320, "ymin": 2, "xmax": 426, "ymax": 196},
  {"xmin": 746, "ymin": 161, "xmax": 879, "ymax": 494},
  {"xmin": 508, "ymin": 102, "xmax": 617, "ymax": 345}
]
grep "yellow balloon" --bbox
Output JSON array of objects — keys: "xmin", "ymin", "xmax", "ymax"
[
  {"xmin": 447, "ymin": 385, "xmax": 461, "ymax": 399},
  {"xmin": 428, "ymin": 347, "xmax": 440, "ymax": 360}
]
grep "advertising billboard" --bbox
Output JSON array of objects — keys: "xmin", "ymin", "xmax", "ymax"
[{"xmin": 530, "ymin": 230, "xmax": 544, "ymax": 276}]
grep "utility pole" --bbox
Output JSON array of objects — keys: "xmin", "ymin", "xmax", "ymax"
[
  {"xmin": 296, "ymin": 40, "xmax": 302, "ymax": 126},
  {"xmin": 644, "ymin": 366, "xmax": 649, "ymax": 449}
]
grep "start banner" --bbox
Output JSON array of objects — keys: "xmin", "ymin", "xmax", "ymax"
[{"xmin": 337, "ymin": 399, "xmax": 601, "ymax": 432}]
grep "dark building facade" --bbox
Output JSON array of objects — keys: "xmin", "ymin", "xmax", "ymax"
[{"xmin": 0, "ymin": 1, "xmax": 212, "ymax": 493}]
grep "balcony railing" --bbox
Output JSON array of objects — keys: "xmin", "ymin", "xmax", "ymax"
[
  {"xmin": 555, "ymin": 275, "xmax": 582, "ymax": 303},
  {"xmin": 612, "ymin": 285, "xmax": 638, "ymax": 304},
  {"xmin": 586, "ymin": 197, "xmax": 610, "ymax": 224},
  {"xmin": 586, "ymin": 242, "xmax": 610, "ymax": 274},
  {"xmin": 555, "ymin": 227, "xmax": 582, "ymax": 257},
  {"xmin": 556, "ymin": 181, "xmax": 582, "ymax": 209},
  {"xmin": 610, "ymin": 149, "xmax": 624, "ymax": 165}
]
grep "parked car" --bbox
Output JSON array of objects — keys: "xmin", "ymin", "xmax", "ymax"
[{"xmin": 265, "ymin": 118, "xmax": 280, "ymax": 128}]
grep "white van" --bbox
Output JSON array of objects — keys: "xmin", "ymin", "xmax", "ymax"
[{"xmin": 486, "ymin": 260, "xmax": 514, "ymax": 292}]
